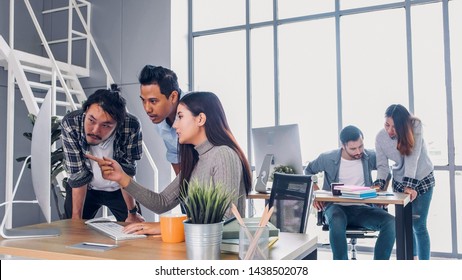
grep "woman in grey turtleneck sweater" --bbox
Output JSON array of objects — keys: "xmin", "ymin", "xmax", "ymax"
[
  {"xmin": 88, "ymin": 92, "xmax": 252, "ymax": 235},
  {"xmin": 374, "ymin": 104, "xmax": 434, "ymax": 260}
]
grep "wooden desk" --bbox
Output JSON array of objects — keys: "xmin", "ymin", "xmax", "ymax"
[
  {"xmin": 0, "ymin": 220, "xmax": 317, "ymax": 260},
  {"xmin": 246, "ymin": 191, "xmax": 271, "ymax": 217},
  {"xmin": 247, "ymin": 191, "xmax": 270, "ymax": 200},
  {"xmin": 314, "ymin": 192, "xmax": 413, "ymax": 260}
]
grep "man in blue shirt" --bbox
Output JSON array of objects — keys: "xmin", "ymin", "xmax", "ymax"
[
  {"xmin": 305, "ymin": 125, "xmax": 395, "ymax": 260},
  {"xmin": 61, "ymin": 85, "xmax": 145, "ymax": 222},
  {"xmin": 138, "ymin": 65, "xmax": 184, "ymax": 175}
]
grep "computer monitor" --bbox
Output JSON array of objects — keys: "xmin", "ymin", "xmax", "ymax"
[
  {"xmin": 31, "ymin": 91, "xmax": 52, "ymax": 223},
  {"xmin": 0, "ymin": 92, "xmax": 60, "ymax": 238},
  {"xmin": 252, "ymin": 124, "xmax": 303, "ymax": 193}
]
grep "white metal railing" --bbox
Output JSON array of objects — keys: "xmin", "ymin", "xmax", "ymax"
[
  {"xmin": 70, "ymin": 0, "xmax": 113, "ymax": 86},
  {"xmin": 23, "ymin": 0, "xmax": 77, "ymax": 111}
]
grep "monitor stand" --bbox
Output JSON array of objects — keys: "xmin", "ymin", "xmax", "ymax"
[
  {"xmin": 1, "ymin": 227, "xmax": 61, "ymax": 239},
  {"xmin": 0, "ymin": 153, "xmax": 61, "ymax": 239},
  {"xmin": 255, "ymin": 154, "xmax": 273, "ymax": 193},
  {"xmin": 0, "ymin": 203, "xmax": 61, "ymax": 239}
]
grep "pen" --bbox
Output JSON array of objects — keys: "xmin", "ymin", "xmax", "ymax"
[
  {"xmin": 224, "ymin": 216, "xmax": 237, "ymax": 225},
  {"xmin": 267, "ymin": 237, "xmax": 279, "ymax": 248},
  {"xmin": 82, "ymin": 242, "xmax": 117, "ymax": 248}
]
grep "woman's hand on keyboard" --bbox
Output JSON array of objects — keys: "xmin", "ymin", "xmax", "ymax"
[{"xmin": 123, "ymin": 222, "xmax": 160, "ymax": 235}]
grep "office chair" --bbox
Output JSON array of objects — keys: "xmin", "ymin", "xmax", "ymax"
[
  {"xmin": 267, "ymin": 173, "xmax": 314, "ymax": 235},
  {"xmin": 316, "ymin": 176, "xmax": 392, "ymax": 260},
  {"xmin": 316, "ymin": 209, "xmax": 378, "ymax": 260}
]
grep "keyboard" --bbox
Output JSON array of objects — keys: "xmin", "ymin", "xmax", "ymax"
[{"xmin": 87, "ymin": 222, "xmax": 147, "ymax": 241}]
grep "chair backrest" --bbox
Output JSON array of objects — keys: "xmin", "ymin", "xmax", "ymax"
[{"xmin": 267, "ymin": 173, "xmax": 313, "ymax": 233}]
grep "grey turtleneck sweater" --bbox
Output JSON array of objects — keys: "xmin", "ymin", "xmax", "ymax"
[{"xmin": 125, "ymin": 140, "xmax": 247, "ymax": 217}]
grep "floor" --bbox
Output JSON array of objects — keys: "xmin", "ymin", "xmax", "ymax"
[
  {"xmin": 317, "ymin": 247, "xmax": 373, "ymax": 260},
  {"xmin": 248, "ymin": 200, "xmax": 456, "ymax": 260}
]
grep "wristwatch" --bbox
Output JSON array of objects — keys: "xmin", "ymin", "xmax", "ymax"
[
  {"xmin": 128, "ymin": 205, "xmax": 138, "ymax": 214},
  {"xmin": 311, "ymin": 175, "xmax": 318, "ymax": 184}
]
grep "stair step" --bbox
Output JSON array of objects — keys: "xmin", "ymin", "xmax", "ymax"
[
  {"xmin": 28, "ymin": 81, "xmax": 85, "ymax": 95},
  {"xmin": 34, "ymin": 97, "xmax": 82, "ymax": 109},
  {"xmin": 22, "ymin": 65, "xmax": 76, "ymax": 80}
]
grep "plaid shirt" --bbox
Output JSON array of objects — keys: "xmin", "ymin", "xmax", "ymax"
[
  {"xmin": 374, "ymin": 172, "xmax": 435, "ymax": 195},
  {"xmin": 61, "ymin": 110, "xmax": 143, "ymax": 188},
  {"xmin": 393, "ymin": 172, "xmax": 435, "ymax": 195}
]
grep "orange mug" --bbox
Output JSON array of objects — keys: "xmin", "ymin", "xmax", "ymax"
[{"xmin": 160, "ymin": 213, "xmax": 187, "ymax": 243}]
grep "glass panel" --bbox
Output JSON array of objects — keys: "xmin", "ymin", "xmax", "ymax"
[
  {"xmin": 278, "ymin": 19, "xmax": 337, "ymax": 164},
  {"xmin": 428, "ymin": 171, "xmax": 452, "ymax": 253},
  {"xmin": 193, "ymin": 32, "xmax": 247, "ymax": 151},
  {"xmin": 456, "ymin": 170, "xmax": 462, "ymax": 253},
  {"xmin": 412, "ymin": 3, "xmax": 448, "ymax": 166},
  {"xmin": 340, "ymin": 0, "xmax": 397, "ymax": 10},
  {"xmin": 341, "ymin": 9, "xmax": 407, "ymax": 149},
  {"xmin": 449, "ymin": 0, "xmax": 462, "ymax": 165},
  {"xmin": 278, "ymin": 0, "xmax": 334, "ymax": 19},
  {"xmin": 192, "ymin": 0, "xmax": 245, "ymax": 31},
  {"xmin": 250, "ymin": 0, "xmax": 273, "ymax": 23},
  {"xmin": 250, "ymin": 27, "xmax": 275, "ymax": 129}
]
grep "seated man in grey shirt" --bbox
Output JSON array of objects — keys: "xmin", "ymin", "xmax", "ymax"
[{"xmin": 305, "ymin": 125, "xmax": 395, "ymax": 260}]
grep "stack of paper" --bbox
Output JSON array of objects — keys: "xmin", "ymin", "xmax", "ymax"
[
  {"xmin": 333, "ymin": 185, "xmax": 372, "ymax": 192},
  {"xmin": 334, "ymin": 185, "xmax": 377, "ymax": 199}
]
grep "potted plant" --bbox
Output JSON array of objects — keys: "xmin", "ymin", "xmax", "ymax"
[
  {"xmin": 270, "ymin": 164, "xmax": 296, "ymax": 181},
  {"xmin": 181, "ymin": 179, "xmax": 236, "ymax": 260}
]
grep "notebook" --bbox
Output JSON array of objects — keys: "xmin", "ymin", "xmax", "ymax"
[{"xmin": 222, "ymin": 217, "xmax": 280, "ymax": 239}]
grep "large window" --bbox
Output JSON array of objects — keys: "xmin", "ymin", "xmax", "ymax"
[
  {"xmin": 189, "ymin": 0, "xmax": 462, "ymax": 258},
  {"xmin": 193, "ymin": 31, "xmax": 248, "ymax": 149},
  {"xmin": 250, "ymin": 0, "xmax": 273, "ymax": 23},
  {"xmin": 340, "ymin": 0, "xmax": 397, "ymax": 10},
  {"xmin": 341, "ymin": 9, "xmax": 407, "ymax": 148},
  {"xmin": 192, "ymin": 0, "xmax": 245, "ymax": 31},
  {"xmin": 430, "ymin": 171, "xmax": 452, "ymax": 253},
  {"xmin": 450, "ymin": 0, "xmax": 462, "ymax": 165},
  {"xmin": 278, "ymin": 0, "xmax": 334, "ymax": 19},
  {"xmin": 250, "ymin": 27, "xmax": 275, "ymax": 129},
  {"xmin": 457, "ymin": 173, "xmax": 462, "ymax": 253},
  {"xmin": 412, "ymin": 3, "xmax": 448, "ymax": 166},
  {"xmin": 278, "ymin": 19, "xmax": 337, "ymax": 162}
]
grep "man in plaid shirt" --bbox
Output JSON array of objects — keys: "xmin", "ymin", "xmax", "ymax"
[{"xmin": 61, "ymin": 84, "xmax": 145, "ymax": 222}]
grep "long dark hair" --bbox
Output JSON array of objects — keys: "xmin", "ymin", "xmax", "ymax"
[
  {"xmin": 178, "ymin": 92, "xmax": 252, "ymax": 195},
  {"xmin": 385, "ymin": 104, "xmax": 419, "ymax": 156}
]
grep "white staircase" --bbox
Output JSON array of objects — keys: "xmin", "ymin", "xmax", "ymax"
[
  {"xmin": 0, "ymin": 43, "xmax": 87, "ymax": 117},
  {"xmin": 3, "ymin": 0, "xmax": 96, "ymax": 118}
]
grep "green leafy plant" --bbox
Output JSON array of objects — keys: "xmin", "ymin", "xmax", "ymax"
[
  {"xmin": 181, "ymin": 179, "xmax": 236, "ymax": 224},
  {"xmin": 270, "ymin": 165, "xmax": 296, "ymax": 181}
]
